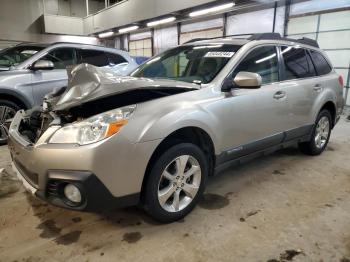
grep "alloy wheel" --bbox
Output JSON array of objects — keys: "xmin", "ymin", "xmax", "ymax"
[
  {"xmin": 157, "ymin": 155, "xmax": 201, "ymax": 212},
  {"xmin": 314, "ymin": 116, "xmax": 330, "ymax": 149},
  {"xmin": 0, "ymin": 106, "xmax": 16, "ymax": 143}
]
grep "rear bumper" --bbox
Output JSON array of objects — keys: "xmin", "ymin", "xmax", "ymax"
[{"xmin": 8, "ymin": 110, "xmax": 160, "ymax": 211}]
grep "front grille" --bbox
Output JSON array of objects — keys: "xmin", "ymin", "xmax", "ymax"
[{"xmin": 14, "ymin": 160, "xmax": 39, "ymax": 188}]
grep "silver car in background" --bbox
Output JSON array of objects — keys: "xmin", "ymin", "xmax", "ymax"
[
  {"xmin": 8, "ymin": 33, "xmax": 344, "ymax": 222},
  {"xmin": 0, "ymin": 42, "xmax": 138, "ymax": 143}
]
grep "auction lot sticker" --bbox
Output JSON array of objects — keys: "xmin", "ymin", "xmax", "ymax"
[{"xmin": 204, "ymin": 51, "xmax": 235, "ymax": 58}]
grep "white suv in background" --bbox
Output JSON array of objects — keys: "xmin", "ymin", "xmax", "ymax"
[{"xmin": 0, "ymin": 42, "xmax": 138, "ymax": 143}]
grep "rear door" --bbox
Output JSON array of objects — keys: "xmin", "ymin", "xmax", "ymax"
[
  {"xmin": 277, "ymin": 46, "xmax": 318, "ymax": 140},
  {"xmin": 31, "ymin": 47, "xmax": 76, "ymax": 104}
]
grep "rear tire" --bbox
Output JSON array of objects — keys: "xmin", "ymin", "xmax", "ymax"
[
  {"xmin": 143, "ymin": 143, "xmax": 208, "ymax": 223},
  {"xmin": 298, "ymin": 110, "xmax": 332, "ymax": 155},
  {"xmin": 0, "ymin": 100, "xmax": 20, "ymax": 145}
]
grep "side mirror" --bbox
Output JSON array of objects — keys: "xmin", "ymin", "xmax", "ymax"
[
  {"xmin": 31, "ymin": 60, "xmax": 54, "ymax": 71},
  {"xmin": 233, "ymin": 71, "xmax": 262, "ymax": 89}
]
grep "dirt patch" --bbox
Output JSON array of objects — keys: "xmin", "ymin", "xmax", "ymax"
[
  {"xmin": 54, "ymin": 231, "xmax": 82, "ymax": 245},
  {"xmin": 0, "ymin": 168, "xmax": 20, "ymax": 198},
  {"xmin": 37, "ymin": 219, "xmax": 62, "ymax": 238},
  {"xmin": 72, "ymin": 217, "xmax": 82, "ymax": 223},
  {"xmin": 85, "ymin": 243, "xmax": 106, "ymax": 252},
  {"xmin": 344, "ymin": 236, "xmax": 350, "ymax": 256},
  {"xmin": 102, "ymin": 207, "xmax": 159, "ymax": 226},
  {"xmin": 268, "ymin": 249, "xmax": 304, "ymax": 262},
  {"xmin": 273, "ymin": 170, "xmax": 285, "ymax": 175},
  {"xmin": 122, "ymin": 232, "xmax": 142, "ymax": 244},
  {"xmin": 239, "ymin": 210, "xmax": 261, "ymax": 222},
  {"xmin": 198, "ymin": 193, "xmax": 230, "ymax": 210}
]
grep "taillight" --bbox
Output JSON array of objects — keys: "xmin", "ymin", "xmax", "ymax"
[{"xmin": 338, "ymin": 75, "xmax": 344, "ymax": 87}]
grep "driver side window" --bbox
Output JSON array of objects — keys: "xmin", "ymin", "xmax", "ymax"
[{"xmin": 232, "ymin": 46, "xmax": 279, "ymax": 85}]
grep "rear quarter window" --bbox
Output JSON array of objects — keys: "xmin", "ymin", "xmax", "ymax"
[{"xmin": 309, "ymin": 50, "xmax": 332, "ymax": 75}]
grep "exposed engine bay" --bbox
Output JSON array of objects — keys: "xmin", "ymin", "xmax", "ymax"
[{"xmin": 18, "ymin": 64, "xmax": 199, "ymax": 143}]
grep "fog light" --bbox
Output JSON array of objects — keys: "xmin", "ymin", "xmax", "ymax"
[{"xmin": 64, "ymin": 184, "xmax": 82, "ymax": 203}]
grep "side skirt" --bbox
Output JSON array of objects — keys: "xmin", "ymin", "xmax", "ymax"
[{"xmin": 214, "ymin": 125, "xmax": 313, "ymax": 175}]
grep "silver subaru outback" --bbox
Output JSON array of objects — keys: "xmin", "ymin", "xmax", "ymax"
[{"xmin": 8, "ymin": 33, "xmax": 344, "ymax": 222}]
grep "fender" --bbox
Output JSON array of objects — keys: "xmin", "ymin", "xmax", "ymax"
[
  {"xmin": 137, "ymin": 104, "xmax": 221, "ymax": 155},
  {"xmin": 0, "ymin": 88, "xmax": 33, "ymax": 109},
  {"xmin": 310, "ymin": 87, "xmax": 337, "ymax": 123}
]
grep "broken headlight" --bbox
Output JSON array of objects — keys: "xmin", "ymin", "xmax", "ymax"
[{"xmin": 49, "ymin": 105, "xmax": 136, "ymax": 145}]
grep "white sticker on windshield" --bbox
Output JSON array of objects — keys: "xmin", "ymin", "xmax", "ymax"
[{"xmin": 204, "ymin": 51, "xmax": 235, "ymax": 58}]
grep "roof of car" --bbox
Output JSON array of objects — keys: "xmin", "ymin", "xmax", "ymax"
[
  {"xmin": 183, "ymin": 38, "xmax": 250, "ymax": 46},
  {"xmin": 181, "ymin": 33, "xmax": 320, "ymax": 49},
  {"xmin": 16, "ymin": 42, "xmax": 111, "ymax": 50}
]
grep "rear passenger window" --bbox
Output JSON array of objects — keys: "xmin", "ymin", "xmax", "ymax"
[
  {"xmin": 106, "ymin": 53, "xmax": 127, "ymax": 65},
  {"xmin": 79, "ymin": 50, "xmax": 109, "ymax": 67},
  {"xmin": 232, "ymin": 46, "xmax": 279, "ymax": 84},
  {"xmin": 309, "ymin": 50, "xmax": 332, "ymax": 75},
  {"xmin": 281, "ymin": 46, "xmax": 316, "ymax": 80}
]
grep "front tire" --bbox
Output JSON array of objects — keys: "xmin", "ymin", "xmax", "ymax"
[
  {"xmin": 143, "ymin": 143, "xmax": 208, "ymax": 223},
  {"xmin": 0, "ymin": 100, "xmax": 20, "ymax": 145},
  {"xmin": 299, "ymin": 110, "xmax": 332, "ymax": 155}
]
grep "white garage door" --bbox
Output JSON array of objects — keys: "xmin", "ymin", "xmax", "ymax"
[
  {"xmin": 129, "ymin": 38, "xmax": 153, "ymax": 57},
  {"xmin": 287, "ymin": 9, "xmax": 350, "ymax": 105}
]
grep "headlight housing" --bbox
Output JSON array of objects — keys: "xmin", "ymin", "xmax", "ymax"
[{"xmin": 49, "ymin": 105, "xmax": 136, "ymax": 145}]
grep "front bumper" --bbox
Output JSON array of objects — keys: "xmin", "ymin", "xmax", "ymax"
[
  {"xmin": 12, "ymin": 162, "xmax": 139, "ymax": 211},
  {"xmin": 8, "ymin": 110, "xmax": 161, "ymax": 211}
]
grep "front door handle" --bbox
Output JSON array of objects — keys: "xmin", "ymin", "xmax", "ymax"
[
  {"xmin": 273, "ymin": 91, "xmax": 286, "ymax": 99},
  {"xmin": 313, "ymin": 84, "xmax": 323, "ymax": 92}
]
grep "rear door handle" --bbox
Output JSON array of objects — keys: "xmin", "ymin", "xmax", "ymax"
[
  {"xmin": 273, "ymin": 91, "xmax": 286, "ymax": 99},
  {"xmin": 313, "ymin": 84, "xmax": 323, "ymax": 92}
]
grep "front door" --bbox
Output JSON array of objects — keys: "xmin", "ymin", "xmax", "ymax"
[
  {"xmin": 30, "ymin": 48, "xmax": 76, "ymax": 105},
  {"xmin": 218, "ymin": 45, "xmax": 290, "ymax": 157}
]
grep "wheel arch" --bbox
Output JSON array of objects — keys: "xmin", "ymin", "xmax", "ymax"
[
  {"xmin": 319, "ymin": 101, "xmax": 336, "ymax": 128},
  {"xmin": 140, "ymin": 126, "xmax": 216, "ymax": 203},
  {"xmin": 0, "ymin": 89, "xmax": 31, "ymax": 109}
]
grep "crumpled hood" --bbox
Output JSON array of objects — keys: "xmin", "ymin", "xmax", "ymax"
[{"xmin": 53, "ymin": 63, "xmax": 199, "ymax": 111}]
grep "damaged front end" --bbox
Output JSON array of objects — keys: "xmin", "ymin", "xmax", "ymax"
[{"xmin": 16, "ymin": 63, "xmax": 199, "ymax": 144}]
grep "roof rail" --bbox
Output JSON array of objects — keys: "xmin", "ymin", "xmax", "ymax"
[
  {"xmin": 182, "ymin": 33, "xmax": 257, "ymax": 44},
  {"xmin": 182, "ymin": 32, "xmax": 320, "ymax": 48},
  {"xmin": 248, "ymin": 32, "xmax": 282, "ymax": 40},
  {"xmin": 296, "ymin": 37, "xmax": 319, "ymax": 48},
  {"xmin": 184, "ymin": 38, "xmax": 211, "ymax": 44}
]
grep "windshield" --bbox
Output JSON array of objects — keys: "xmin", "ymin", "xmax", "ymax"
[
  {"xmin": 0, "ymin": 45, "xmax": 45, "ymax": 67},
  {"xmin": 131, "ymin": 44, "xmax": 241, "ymax": 84}
]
